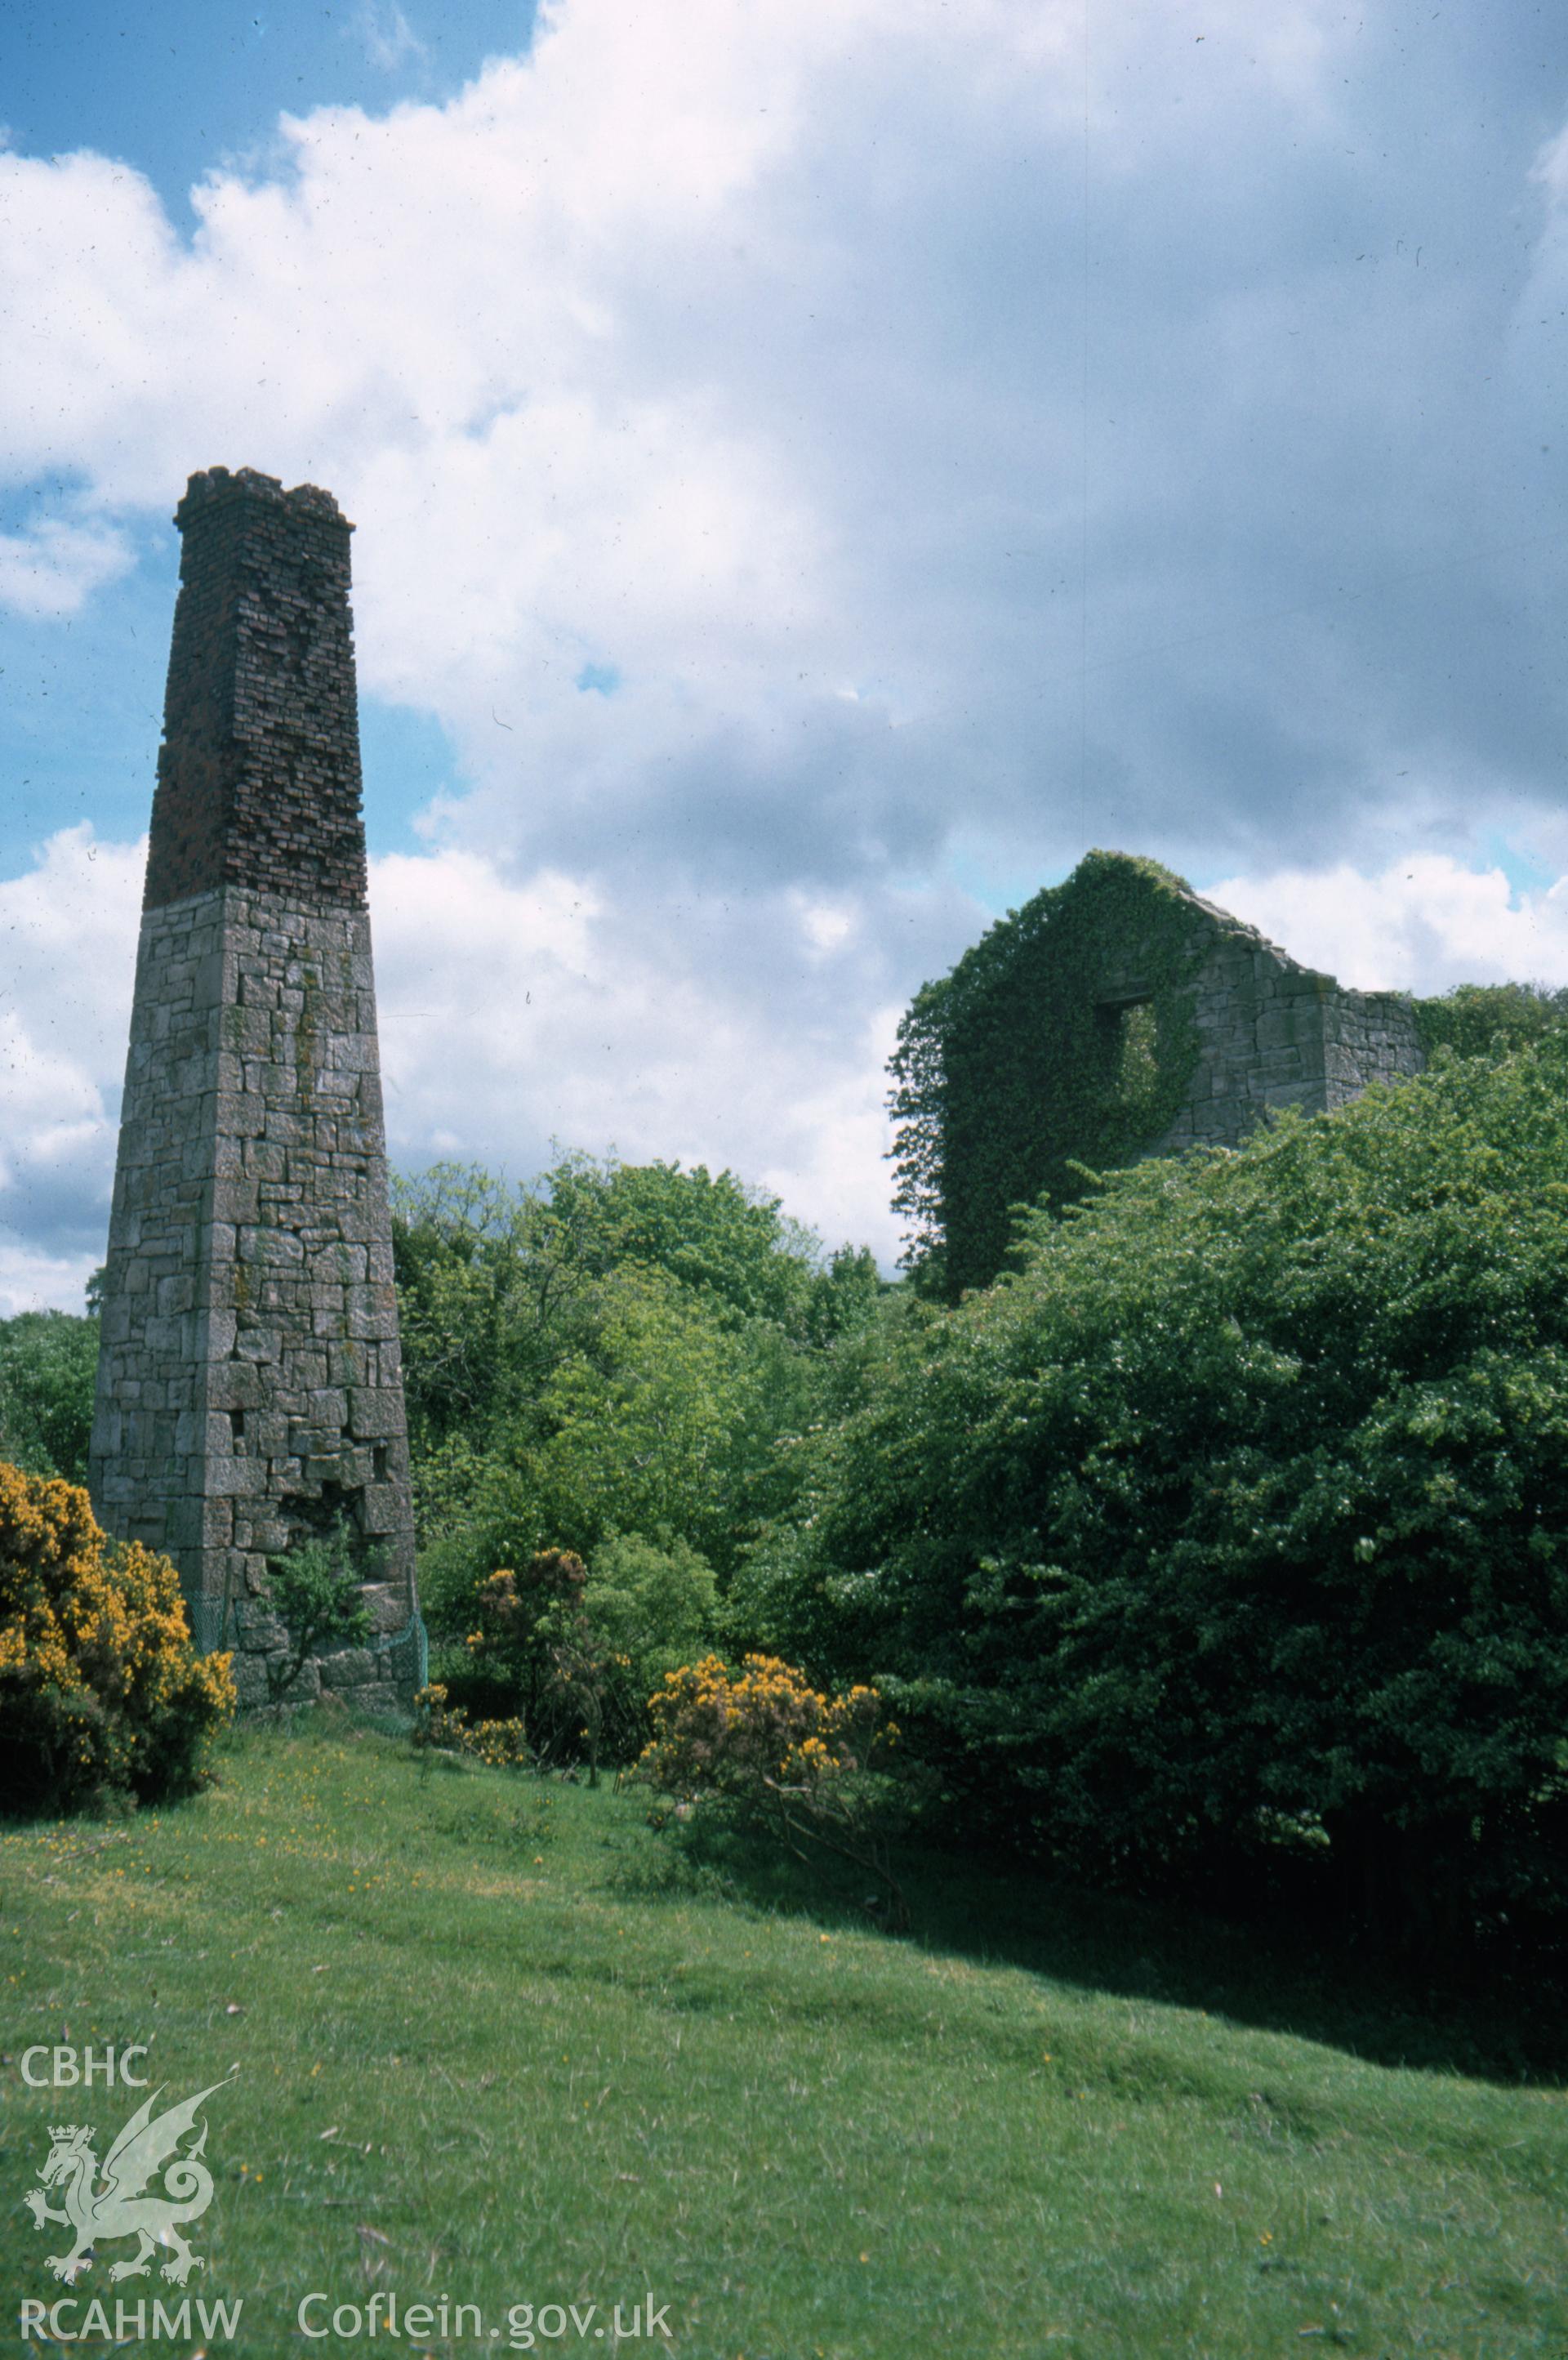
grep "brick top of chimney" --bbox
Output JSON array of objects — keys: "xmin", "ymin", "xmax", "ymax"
[{"xmin": 143, "ymin": 467, "xmax": 368, "ymax": 912}]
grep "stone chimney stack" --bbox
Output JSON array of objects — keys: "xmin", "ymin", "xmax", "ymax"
[{"xmin": 90, "ymin": 467, "xmax": 421, "ymax": 1706}]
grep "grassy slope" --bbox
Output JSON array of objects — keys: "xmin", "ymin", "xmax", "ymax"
[{"xmin": 2, "ymin": 1721, "xmax": 1566, "ymax": 2358}]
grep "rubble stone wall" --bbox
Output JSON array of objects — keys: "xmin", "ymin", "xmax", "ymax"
[{"xmin": 1147, "ymin": 890, "xmax": 1424, "ymax": 1157}]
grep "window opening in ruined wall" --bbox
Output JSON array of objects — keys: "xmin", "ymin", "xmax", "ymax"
[{"xmin": 1095, "ymin": 996, "xmax": 1160, "ymax": 1115}]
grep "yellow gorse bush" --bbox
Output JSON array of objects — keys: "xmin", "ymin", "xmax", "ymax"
[
  {"xmin": 638, "ymin": 1653, "xmax": 890, "ymax": 1801},
  {"xmin": 0, "ymin": 1462, "xmax": 235, "ymax": 1813},
  {"xmin": 412, "ymin": 1682, "xmax": 530, "ymax": 1770}
]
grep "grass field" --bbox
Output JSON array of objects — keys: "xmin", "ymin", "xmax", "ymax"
[{"xmin": 2, "ymin": 1715, "xmax": 1566, "ymax": 2358}]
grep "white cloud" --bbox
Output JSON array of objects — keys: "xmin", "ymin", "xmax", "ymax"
[
  {"xmin": 0, "ymin": 828, "xmax": 911, "ymax": 1314},
  {"xmin": 1205, "ymin": 854, "xmax": 1568, "ymax": 996},
  {"xmin": 0, "ymin": 825, "xmax": 143, "ymax": 1300},
  {"xmin": 0, "ymin": 1235, "xmax": 105, "ymax": 1320},
  {"xmin": 791, "ymin": 892, "xmax": 859, "ymax": 957},
  {"xmin": 0, "ymin": 822, "xmax": 142, "ymax": 1109},
  {"xmin": 355, "ymin": 0, "xmax": 426, "ymax": 74},
  {"xmin": 0, "ymin": 0, "xmax": 1360, "ymax": 798},
  {"xmin": 370, "ymin": 846, "xmax": 906, "ymax": 1256},
  {"xmin": 7, "ymin": 1, "xmax": 1568, "ymax": 1296},
  {"xmin": 0, "ymin": 515, "xmax": 132, "ymax": 618},
  {"xmin": 8, "ymin": 819, "xmax": 1568, "ymax": 1317}
]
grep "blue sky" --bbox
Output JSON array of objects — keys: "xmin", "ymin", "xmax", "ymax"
[
  {"xmin": 0, "ymin": 1, "xmax": 534, "ymax": 212},
  {"xmin": 0, "ymin": 0, "xmax": 529, "ymax": 872},
  {"xmin": 6, "ymin": 0, "xmax": 1568, "ymax": 1308}
]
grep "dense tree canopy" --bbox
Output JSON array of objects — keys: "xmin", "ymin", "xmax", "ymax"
[
  {"xmin": 0, "ymin": 1311, "xmax": 98, "ymax": 1483},
  {"xmin": 15, "ymin": 1006, "xmax": 1568, "ymax": 1944},
  {"xmin": 743, "ymin": 1033, "xmax": 1568, "ymax": 1941},
  {"xmin": 1411, "ymin": 979, "xmax": 1568, "ymax": 1060},
  {"xmin": 392, "ymin": 1153, "xmax": 886, "ymax": 1644}
]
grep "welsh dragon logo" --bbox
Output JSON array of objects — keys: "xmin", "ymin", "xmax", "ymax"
[{"xmin": 24, "ymin": 2069, "xmax": 236, "ymax": 2286}]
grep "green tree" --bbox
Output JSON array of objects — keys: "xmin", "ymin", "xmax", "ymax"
[
  {"xmin": 587, "ymin": 1531, "xmax": 718, "ymax": 1693},
  {"xmin": 394, "ymin": 1153, "xmax": 880, "ymax": 1652},
  {"xmin": 755, "ymin": 1034, "xmax": 1568, "ymax": 1948},
  {"xmin": 390, "ymin": 1163, "xmax": 577, "ymax": 1471},
  {"xmin": 0, "ymin": 1311, "xmax": 100, "ymax": 1483},
  {"xmin": 1411, "ymin": 979, "xmax": 1568, "ymax": 1060},
  {"xmin": 803, "ymin": 1244, "xmax": 885, "ymax": 1348},
  {"xmin": 536, "ymin": 1153, "xmax": 820, "ymax": 1333},
  {"xmin": 532, "ymin": 1265, "xmax": 779, "ymax": 1565},
  {"xmin": 392, "ymin": 1153, "xmax": 836, "ymax": 1487},
  {"xmin": 587, "ymin": 1531, "xmax": 719, "ymax": 1761}
]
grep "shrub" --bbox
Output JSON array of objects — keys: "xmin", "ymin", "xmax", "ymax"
[
  {"xmin": 263, "ymin": 1517, "xmax": 376, "ymax": 1706},
  {"xmin": 640, "ymin": 1653, "xmax": 885, "ymax": 1797},
  {"xmin": 755, "ymin": 1030, "xmax": 1568, "ymax": 1951},
  {"xmin": 586, "ymin": 1531, "xmax": 718, "ymax": 1754},
  {"xmin": 0, "ymin": 1464, "xmax": 234, "ymax": 1815},
  {"xmin": 461, "ymin": 1537, "xmax": 724, "ymax": 1772},
  {"xmin": 466, "ymin": 1552, "xmax": 610, "ymax": 1778},
  {"xmin": 637, "ymin": 1653, "xmax": 904, "ymax": 1919},
  {"xmin": 411, "ymin": 1682, "xmax": 530, "ymax": 1769},
  {"xmin": 1411, "ymin": 979, "xmax": 1568, "ymax": 1061}
]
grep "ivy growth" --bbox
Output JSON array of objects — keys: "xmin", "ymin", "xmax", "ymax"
[
  {"xmin": 1410, "ymin": 980, "xmax": 1568, "ymax": 1063},
  {"xmin": 888, "ymin": 851, "xmax": 1205, "ymax": 1297}
]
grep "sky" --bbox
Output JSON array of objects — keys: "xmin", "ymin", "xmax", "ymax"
[{"xmin": 5, "ymin": 1, "xmax": 1568, "ymax": 1312}]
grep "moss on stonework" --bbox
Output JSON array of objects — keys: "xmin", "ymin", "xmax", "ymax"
[{"xmin": 889, "ymin": 850, "xmax": 1205, "ymax": 1298}]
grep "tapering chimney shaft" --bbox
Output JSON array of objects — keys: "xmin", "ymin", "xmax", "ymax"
[{"xmin": 90, "ymin": 468, "xmax": 420, "ymax": 1706}]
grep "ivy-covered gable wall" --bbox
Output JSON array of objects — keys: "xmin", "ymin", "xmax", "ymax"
[{"xmin": 889, "ymin": 850, "xmax": 1424, "ymax": 1297}]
